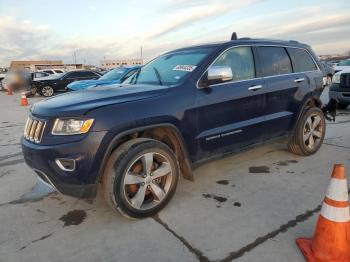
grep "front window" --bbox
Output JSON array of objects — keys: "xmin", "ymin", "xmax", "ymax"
[
  {"xmin": 131, "ymin": 48, "xmax": 214, "ymax": 86},
  {"xmin": 99, "ymin": 68, "xmax": 127, "ymax": 81},
  {"xmin": 339, "ymin": 60, "xmax": 350, "ymax": 66},
  {"xmin": 211, "ymin": 46, "xmax": 255, "ymax": 82}
]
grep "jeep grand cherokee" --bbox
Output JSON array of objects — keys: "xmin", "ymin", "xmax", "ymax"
[{"xmin": 22, "ymin": 35, "xmax": 327, "ymax": 218}]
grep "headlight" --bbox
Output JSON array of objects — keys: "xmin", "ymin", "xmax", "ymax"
[
  {"xmin": 52, "ymin": 118, "xmax": 94, "ymax": 135},
  {"xmin": 332, "ymin": 74, "xmax": 341, "ymax": 84}
]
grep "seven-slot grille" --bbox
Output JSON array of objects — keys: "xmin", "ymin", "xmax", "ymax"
[{"xmin": 24, "ymin": 117, "xmax": 46, "ymax": 143}]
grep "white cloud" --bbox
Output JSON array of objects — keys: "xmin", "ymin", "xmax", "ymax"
[
  {"xmin": 145, "ymin": 0, "xmax": 261, "ymax": 39},
  {"xmin": 0, "ymin": 2, "xmax": 349, "ymax": 66}
]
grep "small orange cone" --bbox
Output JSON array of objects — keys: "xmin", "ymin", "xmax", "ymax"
[
  {"xmin": 296, "ymin": 164, "xmax": 350, "ymax": 262},
  {"xmin": 21, "ymin": 92, "xmax": 28, "ymax": 106},
  {"xmin": 7, "ymin": 87, "xmax": 13, "ymax": 95}
]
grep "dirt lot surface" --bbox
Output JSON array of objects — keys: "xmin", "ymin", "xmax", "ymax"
[{"xmin": 0, "ymin": 88, "xmax": 349, "ymax": 262}]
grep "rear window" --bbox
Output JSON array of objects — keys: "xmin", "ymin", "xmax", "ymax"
[
  {"xmin": 288, "ymin": 48, "xmax": 318, "ymax": 72},
  {"xmin": 257, "ymin": 46, "xmax": 292, "ymax": 77}
]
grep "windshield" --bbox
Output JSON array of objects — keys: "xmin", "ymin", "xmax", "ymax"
[
  {"xmin": 339, "ymin": 60, "xmax": 350, "ymax": 66},
  {"xmin": 131, "ymin": 48, "xmax": 214, "ymax": 85},
  {"xmin": 99, "ymin": 68, "xmax": 127, "ymax": 81}
]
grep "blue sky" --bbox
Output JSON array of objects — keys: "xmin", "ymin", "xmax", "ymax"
[{"xmin": 0, "ymin": 0, "xmax": 349, "ymax": 66}]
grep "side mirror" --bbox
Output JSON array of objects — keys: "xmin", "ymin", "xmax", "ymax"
[
  {"xmin": 207, "ymin": 66, "xmax": 233, "ymax": 83},
  {"xmin": 199, "ymin": 66, "xmax": 233, "ymax": 88}
]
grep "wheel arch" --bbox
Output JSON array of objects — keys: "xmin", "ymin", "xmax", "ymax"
[
  {"xmin": 292, "ymin": 96, "xmax": 322, "ymax": 131},
  {"xmin": 98, "ymin": 123, "xmax": 194, "ymax": 183}
]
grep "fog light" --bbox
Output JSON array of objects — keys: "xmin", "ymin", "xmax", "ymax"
[{"xmin": 55, "ymin": 158, "xmax": 76, "ymax": 172}]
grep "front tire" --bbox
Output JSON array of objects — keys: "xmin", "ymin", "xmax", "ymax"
[
  {"xmin": 101, "ymin": 138, "xmax": 179, "ymax": 219},
  {"xmin": 40, "ymin": 85, "xmax": 54, "ymax": 97},
  {"xmin": 287, "ymin": 107, "xmax": 326, "ymax": 156}
]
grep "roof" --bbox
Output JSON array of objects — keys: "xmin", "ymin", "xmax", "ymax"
[{"xmin": 170, "ymin": 38, "xmax": 309, "ymax": 53}]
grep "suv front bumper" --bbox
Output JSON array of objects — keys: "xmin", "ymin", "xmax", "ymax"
[
  {"xmin": 21, "ymin": 131, "xmax": 107, "ymax": 198},
  {"xmin": 329, "ymin": 90, "xmax": 350, "ymax": 104}
]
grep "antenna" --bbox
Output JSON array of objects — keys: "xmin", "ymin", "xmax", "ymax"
[{"xmin": 231, "ymin": 32, "xmax": 238, "ymax": 40}]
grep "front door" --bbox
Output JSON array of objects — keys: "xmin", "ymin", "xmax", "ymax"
[{"xmin": 194, "ymin": 46, "xmax": 266, "ymax": 161}]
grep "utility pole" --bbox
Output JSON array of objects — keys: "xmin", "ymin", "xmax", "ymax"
[
  {"xmin": 73, "ymin": 49, "xmax": 77, "ymax": 65},
  {"xmin": 140, "ymin": 46, "xmax": 143, "ymax": 65}
]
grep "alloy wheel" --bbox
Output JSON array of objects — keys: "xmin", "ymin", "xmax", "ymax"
[
  {"xmin": 123, "ymin": 152, "xmax": 173, "ymax": 211},
  {"xmin": 42, "ymin": 86, "xmax": 54, "ymax": 97},
  {"xmin": 303, "ymin": 113, "xmax": 324, "ymax": 150}
]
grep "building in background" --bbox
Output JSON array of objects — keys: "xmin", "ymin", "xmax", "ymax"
[
  {"xmin": 100, "ymin": 59, "xmax": 143, "ymax": 70},
  {"xmin": 64, "ymin": 64, "xmax": 84, "ymax": 70},
  {"xmin": 10, "ymin": 60, "xmax": 63, "ymax": 71}
]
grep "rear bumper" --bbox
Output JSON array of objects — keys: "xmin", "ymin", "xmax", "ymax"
[{"xmin": 21, "ymin": 131, "xmax": 108, "ymax": 198}]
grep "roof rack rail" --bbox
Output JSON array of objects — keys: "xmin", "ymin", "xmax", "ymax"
[{"xmin": 289, "ymin": 40, "xmax": 300, "ymax": 43}]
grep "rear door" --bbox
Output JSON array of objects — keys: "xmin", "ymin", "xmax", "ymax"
[
  {"xmin": 256, "ymin": 46, "xmax": 298, "ymax": 139},
  {"xmin": 195, "ymin": 46, "xmax": 266, "ymax": 160},
  {"xmin": 287, "ymin": 47, "xmax": 322, "ymax": 94}
]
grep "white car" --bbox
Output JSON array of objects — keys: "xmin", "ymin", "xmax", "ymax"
[
  {"xmin": 334, "ymin": 59, "xmax": 350, "ymax": 74},
  {"xmin": 33, "ymin": 71, "xmax": 50, "ymax": 80},
  {"xmin": 37, "ymin": 69, "xmax": 65, "ymax": 75}
]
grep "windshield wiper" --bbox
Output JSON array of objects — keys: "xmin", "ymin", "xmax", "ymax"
[
  {"xmin": 132, "ymin": 68, "xmax": 142, "ymax": 84},
  {"xmin": 153, "ymin": 67, "xmax": 163, "ymax": 86}
]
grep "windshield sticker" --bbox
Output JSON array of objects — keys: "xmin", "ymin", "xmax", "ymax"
[{"xmin": 173, "ymin": 65, "xmax": 197, "ymax": 72}]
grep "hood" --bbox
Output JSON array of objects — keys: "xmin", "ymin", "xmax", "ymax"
[
  {"xmin": 334, "ymin": 68, "xmax": 350, "ymax": 76},
  {"xmin": 32, "ymin": 84, "xmax": 170, "ymax": 117},
  {"xmin": 334, "ymin": 66, "xmax": 350, "ymax": 72},
  {"xmin": 67, "ymin": 79, "xmax": 121, "ymax": 90}
]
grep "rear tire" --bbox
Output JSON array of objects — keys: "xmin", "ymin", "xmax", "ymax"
[
  {"xmin": 287, "ymin": 107, "xmax": 326, "ymax": 156},
  {"xmin": 101, "ymin": 138, "xmax": 179, "ymax": 219},
  {"xmin": 338, "ymin": 103, "xmax": 349, "ymax": 110}
]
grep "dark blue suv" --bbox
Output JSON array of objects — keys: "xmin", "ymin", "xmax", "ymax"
[{"xmin": 22, "ymin": 36, "xmax": 327, "ymax": 218}]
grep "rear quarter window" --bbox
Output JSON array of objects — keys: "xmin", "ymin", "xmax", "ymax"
[
  {"xmin": 257, "ymin": 46, "xmax": 292, "ymax": 77},
  {"xmin": 287, "ymin": 48, "xmax": 318, "ymax": 72}
]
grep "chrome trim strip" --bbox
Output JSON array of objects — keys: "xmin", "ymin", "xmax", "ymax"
[
  {"xmin": 294, "ymin": 78, "xmax": 305, "ymax": 83},
  {"xmin": 55, "ymin": 159, "xmax": 76, "ymax": 172},
  {"xmin": 33, "ymin": 169, "xmax": 60, "ymax": 192},
  {"xmin": 248, "ymin": 85, "xmax": 263, "ymax": 91}
]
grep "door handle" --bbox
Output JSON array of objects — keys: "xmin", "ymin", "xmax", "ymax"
[
  {"xmin": 248, "ymin": 85, "xmax": 263, "ymax": 91},
  {"xmin": 294, "ymin": 78, "xmax": 305, "ymax": 83}
]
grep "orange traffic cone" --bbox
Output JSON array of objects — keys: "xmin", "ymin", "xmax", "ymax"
[
  {"xmin": 21, "ymin": 92, "xmax": 28, "ymax": 106},
  {"xmin": 296, "ymin": 164, "xmax": 350, "ymax": 262},
  {"xmin": 7, "ymin": 87, "xmax": 13, "ymax": 95}
]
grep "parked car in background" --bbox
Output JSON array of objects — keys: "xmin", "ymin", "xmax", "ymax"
[
  {"xmin": 32, "ymin": 71, "xmax": 50, "ymax": 80},
  {"xmin": 38, "ymin": 69, "xmax": 65, "ymax": 75},
  {"xmin": 32, "ymin": 70, "xmax": 102, "ymax": 97},
  {"xmin": 334, "ymin": 59, "xmax": 350, "ymax": 74},
  {"xmin": 321, "ymin": 61, "xmax": 335, "ymax": 86},
  {"xmin": 0, "ymin": 73, "xmax": 6, "ymax": 91},
  {"xmin": 329, "ymin": 69, "xmax": 350, "ymax": 109},
  {"xmin": 67, "ymin": 66, "xmax": 140, "ymax": 91},
  {"xmin": 22, "ymin": 34, "xmax": 332, "ymax": 219},
  {"xmin": 0, "ymin": 72, "xmax": 6, "ymax": 82}
]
